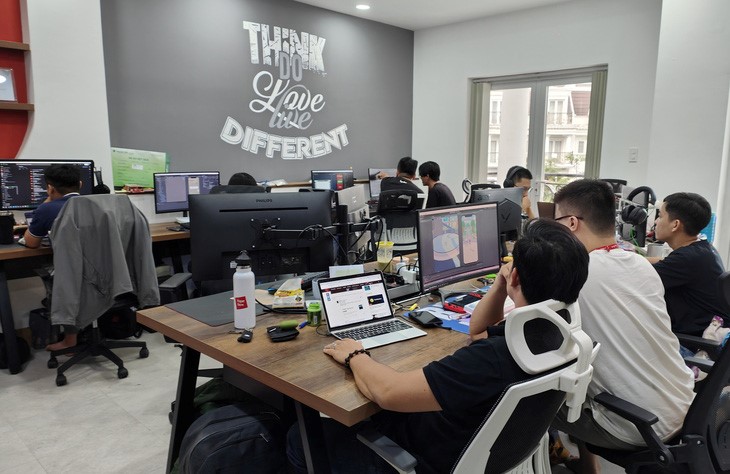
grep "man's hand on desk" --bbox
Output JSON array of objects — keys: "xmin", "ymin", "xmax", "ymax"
[{"xmin": 323, "ymin": 338, "xmax": 365, "ymax": 365}]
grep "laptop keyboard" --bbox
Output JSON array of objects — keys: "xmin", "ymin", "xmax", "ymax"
[{"xmin": 335, "ymin": 319, "xmax": 412, "ymax": 341}]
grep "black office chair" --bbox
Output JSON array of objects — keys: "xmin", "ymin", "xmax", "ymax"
[
  {"xmin": 209, "ymin": 184, "xmax": 266, "ymax": 194},
  {"xmin": 44, "ymin": 195, "xmax": 188, "ymax": 386},
  {"xmin": 358, "ymin": 299, "xmax": 599, "ymax": 473},
  {"xmin": 599, "ymin": 178, "xmax": 628, "ymax": 194},
  {"xmin": 377, "ymin": 189, "xmax": 424, "ymax": 255},
  {"xmin": 588, "ymin": 335, "xmax": 730, "ymax": 474}
]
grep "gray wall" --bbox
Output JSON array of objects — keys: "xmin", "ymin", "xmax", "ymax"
[{"xmin": 101, "ymin": 0, "xmax": 414, "ymax": 184}]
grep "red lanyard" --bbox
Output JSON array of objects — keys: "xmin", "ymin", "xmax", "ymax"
[{"xmin": 592, "ymin": 243, "xmax": 619, "ymax": 252}]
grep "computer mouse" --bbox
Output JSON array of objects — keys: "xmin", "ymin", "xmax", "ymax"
[{"xmin": 237, "ymin": 329, "xmax": 253, "ymax": 343}]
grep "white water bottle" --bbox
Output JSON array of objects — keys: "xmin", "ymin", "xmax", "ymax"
[{"xmin": 233, "ymin": 252, "xmax": 256, "ymax": 329}]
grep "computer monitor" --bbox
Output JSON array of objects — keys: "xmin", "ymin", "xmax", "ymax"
[
  {"xmin": 368, "ymin": 168, "xmax": 397, "ymax": 198},
  {"xmin": 153, "ymin": 171, "xmax": 220, "ymax": 214},
  {"xmin": 470, "ymin": 187, "xmax": 524, "ymax": 234},
  {"xmin": 0, "ymin": 159, "xmax": 95, "ymax": 210},
  {"xmin": 417, "ymin": 202, "xmax": 501, "ymax": 294},
  {"xmin": 189, "ymin": 191, "xmax": 336, "ymax": 282},
  {"xmin": 311, "ymin": 169, "xmax": 354, "ymax": 191},
  {"xmin": 335, "ymin": 184, "xmax": 371, "ymax": 263}
]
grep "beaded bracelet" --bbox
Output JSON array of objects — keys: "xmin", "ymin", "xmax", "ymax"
[{"xmin": 345, "ymin": 348, "xmax": 371, "ymax": 369}]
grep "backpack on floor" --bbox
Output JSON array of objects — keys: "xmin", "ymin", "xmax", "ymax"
[{"xmin": 177, "ymin": 402, "xmax": 286, "ymax": 474}]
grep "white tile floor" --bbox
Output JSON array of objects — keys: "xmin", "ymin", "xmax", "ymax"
[{"xmin": 0, "ymin": 332, "xmax": 624, "ymax": 473}]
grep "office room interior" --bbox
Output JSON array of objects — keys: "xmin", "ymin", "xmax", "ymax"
[{"xmin": 1, "ymin": 0, "xmax": 729, "ymax": 472}]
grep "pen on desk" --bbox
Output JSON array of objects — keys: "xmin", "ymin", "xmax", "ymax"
[
  {"xmin": 297, "ymin": 321, "xmax": 308, "ymax": 329},
  {"xmin": 408, "ymin": 303, "xmax": 419, "ymax": 311}
]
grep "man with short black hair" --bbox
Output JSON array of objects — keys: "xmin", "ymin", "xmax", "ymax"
[
  {"xmin": 23, "ymin": 164, "xmax": 82, "ymax": 249},
  {"xmin": 379, "ymin": 156, "xmax": 422, "ymax": 194},
  {"xmin": 227, "ymin": 172, "xmax": 257, "ymax": 186},
  {"xmin": 418, "ymin": 161, "xmax": 456, "ymax": 208},
  {"xmin": 503, "ymin": 165, "xmax": 535, "ymax": 219},
  {"xmin": 552, "ymin": 180, "xmax": 694, "ymax": 474},
  {"xmin": 288, "ymin": 220, "xmax": 590, "ymax": 474},
  {"xmin": 650, "ymin": 192, "xmax": 728, "ymax": 335}
]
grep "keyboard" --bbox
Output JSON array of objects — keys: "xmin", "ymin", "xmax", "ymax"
[
  {"xmin": 300, "ymin": 271, "xmax": 330, "ymax": 291},
  {"xmin": 334, "ymin": 319, "xmax": 412, "ymax": 341}
]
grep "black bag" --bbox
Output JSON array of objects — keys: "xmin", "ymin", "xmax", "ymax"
[
  {"xmin": 98, "ymin": 306, "xmax": 142, "ymax": 339},
  {"xmin": 0, "ymin": 335, "xmax": 31, "ymax": 370},
  {"xmin": 29, "ymin": 307, "xmax": 59, "ymax": 349},
  {"xmin": 177, "ymin": 402, "xmax": 285, "ymax": 474}
]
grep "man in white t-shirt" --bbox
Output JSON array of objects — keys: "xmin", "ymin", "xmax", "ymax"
[{"xmin": 552, "ymin": 179, "xmax": 694, "ymax": 474}]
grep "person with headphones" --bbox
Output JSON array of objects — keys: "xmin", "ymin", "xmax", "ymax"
[
  {"xmin": 552, "ymin": 180, "xmax": 694, "ymax": 474},
  {"xmin": 503, "ymin": 165, "xmax": 535, "ymax": 219},
  {"xmin": 649, "ymin": 192, "xmax": 729, "ymax": 335}
]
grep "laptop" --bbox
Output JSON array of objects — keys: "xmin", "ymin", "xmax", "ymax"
[{"xmin": 318, "ymin": 271, "xmax": 427, "ymax": 349}]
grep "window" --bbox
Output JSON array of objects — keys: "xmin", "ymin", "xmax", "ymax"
[
  {"xmin": 488, "ymin": 139, "xmax": 499, "ymax": 165},
  {"xmin": 468, "ymin": 66, "xmax": 607, "ymax": 201},
  {"xmin": 490, "ymin": 100, "xmax": 501, "ymax": 125}
]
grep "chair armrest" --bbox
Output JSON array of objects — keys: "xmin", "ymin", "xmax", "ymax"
[
  {"xmin": 357, "ymin": 427, "xmax": 417, "ymax": 474},
  {"xmin": 593, "ymin": 392, "xmax": 673, "ymax": 466},
  {"xmin": 159, "ymin": 272, "xmax": 192, "ymax": 290},
  {"xmin": 159, "ymin": 272, "xmax": 192, "ymax": 304},
  {"xmin": 684, "ymin": 356, "xmax": 714, "ymax": 373},
  {"xmin": 676, "ymin": 333, "xmax": 721, "ymax": 356}
]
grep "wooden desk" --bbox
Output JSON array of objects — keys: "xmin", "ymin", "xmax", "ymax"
[
  {"xmin": 0, "ymin": 222, "xmax": 190, "ymax": 375},
  {"xmin": 137, "ymin": 293, "xmax": 467, "ymax": 473}
]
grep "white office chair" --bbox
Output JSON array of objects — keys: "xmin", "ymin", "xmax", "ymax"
[{"xmin": 358, "ymin": 299, "xmax": 599, "ymax": 474}]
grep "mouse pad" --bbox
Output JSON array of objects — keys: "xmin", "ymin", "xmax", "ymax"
[{"xmin": 165, "ymin": 291, "xmax": 265, "ymax": 326}]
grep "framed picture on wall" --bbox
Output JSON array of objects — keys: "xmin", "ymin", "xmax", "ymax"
[{"xmin": 0, "ymin": 68, "xmax": 17, "ymax": 102}]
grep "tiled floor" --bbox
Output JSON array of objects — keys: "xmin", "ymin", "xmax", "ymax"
[{"xmin": 0, "ymin": 332, "xmax": 624, "ymax": 473}]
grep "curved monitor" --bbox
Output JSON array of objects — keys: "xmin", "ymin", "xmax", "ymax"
[
  {"xmin": 189, "ymin": 191, "xmax": 336, "ymax": 281},
  {"xmin": 0, "ymin": 159, "xmax": 95, "ymax": 210},
  {"xmin": 417, "ymin": 202, "xmax": 501, "ymax": 294},
  {"xmin": 470, "ymin": 186, "xmax": 524, "ymax": 234},
  {"xmin": 153, "ymin": 171, "xmax": 220, "ymax": 214}
]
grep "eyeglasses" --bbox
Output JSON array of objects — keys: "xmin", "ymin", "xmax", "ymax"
[{"xmin": 554, "ymin": 215, "xmax": 584, "ymax": 222}]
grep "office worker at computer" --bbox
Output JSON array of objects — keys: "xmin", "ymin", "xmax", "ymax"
[
  {"xmin": 503, "ymin": 165, "xmax": 535, "ymax": 219},
  {"xmin": 227, "ymin": 172, "xmax": 257, "ymax": 186},
  {"xmin": 22, "ymin": 164, "xmax": 82, "ymax": 249},
  {"xmin": 287, "ymin": 220, "xmax": 590, "ymax": 474},
  {"xmin": 379, "ymin": 156, "xmax": 421, "ymax": 194},
  {"xmin": 418, "ymin": 161, "xmax": 456, "ymax": 209},
  {"xmin": 551, "ymin": 180, "xmax": 694, "ymax": 474},
  {"xmin": 648, "ymin": 192, "xmax": 728, "ymax": 335}
]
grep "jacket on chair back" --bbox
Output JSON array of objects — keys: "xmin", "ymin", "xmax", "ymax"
[{"xmin": 49, "ymin": 195, "xmax": 160, "ymax": 328}]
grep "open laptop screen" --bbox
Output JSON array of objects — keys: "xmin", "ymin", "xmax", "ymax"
[{"xmin": 319, "ymin": 272, "xmax": 392, "ymax": 329}]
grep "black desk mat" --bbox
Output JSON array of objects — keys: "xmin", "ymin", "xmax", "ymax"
[{"xmin": 165, "ymin": 291, "xmax": 266, "ymax": 327}]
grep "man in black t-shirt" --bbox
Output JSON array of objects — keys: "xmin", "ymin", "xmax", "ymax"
[
  {"xmin": 378, "ymin": 156, "xmax": 422, "ymax": 194},
  {"xmin": 649, "ymin": 192, "xmax": 728, "ymax": 335},
  {"xmin": 418, "ymin": 161, "xmax": 456, "ymax": 208},
  {"xmin": 286, "ymin": 220, "xmax": 589, "ymax": 473}
]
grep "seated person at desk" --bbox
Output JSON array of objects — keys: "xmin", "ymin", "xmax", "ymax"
[
  {"xmin": 287, "ymin": 219, "xmax": 590, "ymax": 474},
  {"xmin": 378, "ymin": 156, "xmax": 421, "ymax": 194},
  {"xmin": 22, "ymin": 164, "xmax": 81, "ymax": 249},
  {"xmin": 648, "ymin": 192, "xmax": 728, "ymax": 335},
  {"xmin": 228, "ymin": 172, "xmax": 257, "ymax": 186},
  {"xmin": 418, "ymin": 161, "xmax": 456, "ymax": 209},
  {"xmin": 503, "ymin": 165, "xmax": 535, "ymax": 219},
  {"xmin": 551, "ymin": 180, "xmax": 694, "ymax": 474}
]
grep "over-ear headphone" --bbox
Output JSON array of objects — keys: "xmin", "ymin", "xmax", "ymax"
[
  {"xmin": 503, "ymin": 166, "xmax": 526, "ymax": 188},
  {"xmin": 621, "ymin": 186, "xmax": 656, "ymax": 225}
]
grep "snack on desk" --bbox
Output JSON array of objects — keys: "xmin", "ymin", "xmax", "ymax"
[{"xmin": 272, "ymin": 278, "xmax": 305, "ymax": 309}]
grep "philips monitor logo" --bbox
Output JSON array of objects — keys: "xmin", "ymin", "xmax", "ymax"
[{"xmin": 255, "ymin": 198, "xmax": 273, "ymax": 203}]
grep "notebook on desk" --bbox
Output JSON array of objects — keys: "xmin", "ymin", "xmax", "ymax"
[{"xmin": 318, "ymin": 271, "xmax": 426, "ymax": 349}]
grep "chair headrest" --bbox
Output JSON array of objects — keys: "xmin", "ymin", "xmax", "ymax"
[
  {"xmin": 377, "ymin": 189, "xmax": 423, "ymax": 213},
  {"xmin": 505, "ymin": 299, "xmax": 591, "ymax": 375}
]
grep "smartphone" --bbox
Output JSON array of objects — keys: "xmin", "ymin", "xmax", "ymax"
[{"xmin": 409, "ymin": 311, "xmax": 443, "ymax": 327}]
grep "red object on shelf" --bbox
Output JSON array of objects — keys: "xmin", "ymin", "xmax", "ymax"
[{"xmin": 0, "ymin": 0, "xmax": 30, "ymax": 158}]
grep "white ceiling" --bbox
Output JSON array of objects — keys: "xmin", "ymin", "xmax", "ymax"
[{"xmin": 293, "ymin": 0, "xmax": 574, "ymax": 30}]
